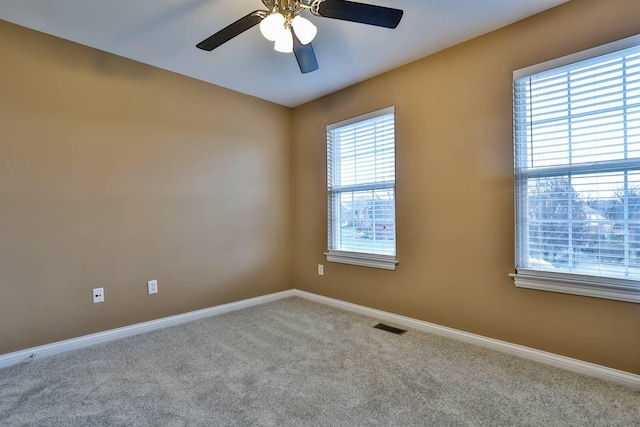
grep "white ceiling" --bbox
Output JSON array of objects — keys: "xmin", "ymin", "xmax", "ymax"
[{"xmin": 1, "ymin": 0, "xmax": 569, "ymax": 107}]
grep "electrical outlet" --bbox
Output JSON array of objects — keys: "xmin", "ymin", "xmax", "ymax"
[
  {"xmin": 147, "ymin": 280, "xmax": 158, "ymax": 295},
  {"xmin": 93, "ymin": 287, "xmax": 104, "ymax": 304},
  {"xmin": 318, "ymin": 264, "xmax": 324, "ymax": 276}
]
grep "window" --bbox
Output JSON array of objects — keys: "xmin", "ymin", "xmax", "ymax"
[
  {"xmin": 512, "ymin": 35, "xmax": 640, "ymax": 303},
  {"xmin": 325, "ymin": 106, "xmax": 398, "ymax": 270}
]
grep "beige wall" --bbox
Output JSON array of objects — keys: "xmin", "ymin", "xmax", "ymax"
[
  {"xmin": 2, "ymin": 0, "xmax": 640, "ymax": 375},
  {"xmin": 293, "ymin": 0, "xmax": 640, "ymax": 374},
  {"xmin": 0, "ymin": 20, "xmax": 293, "ymax": 354}
]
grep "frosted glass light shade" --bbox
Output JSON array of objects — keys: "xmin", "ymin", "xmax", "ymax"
[
  {"xmin": 259, "ymin": 13, "xmax": 286, "ymax": 41},
  {"xmin": 274, "ymin": 29, "xmax": 293, "ymax": 53},
  {"xmin": 291, "ymin": 16, "xmax": 317, "ymax": 45}
]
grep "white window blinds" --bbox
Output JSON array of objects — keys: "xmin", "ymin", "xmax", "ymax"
[
  {"xmin": 326, "ymin": 107, "xmax": 397, "ymax": 269},
  {"xmin": 512, "ymin": 35, "xmax": 640, "ymax": 302}
]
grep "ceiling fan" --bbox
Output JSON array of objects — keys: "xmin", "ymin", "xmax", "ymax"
[{"xmin": 196, "ymin": 0, "xmax": 403, "ymax": 74}]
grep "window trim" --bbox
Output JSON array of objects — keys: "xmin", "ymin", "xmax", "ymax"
[
  {"xmin": 325, "ymin": 106, "xmax": 398, "ymax": 270},
  {"xmin": 509, "ymin": 270, "xmax": 640, "ymax": 303},
  {"xmin": 511, "ymin": 34, "xmax": 640, "ymax": 304},
  {"xmin": 324, "ymin": 250, "xmax": 399, "ymax": 270}
]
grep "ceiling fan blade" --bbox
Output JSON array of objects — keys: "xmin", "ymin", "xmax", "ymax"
[
  {"xmin": 317, "ymin": 0, "xmax": 403, "ymax": 29},
  {"xmin": 196, "ymin": 11, "xmax": 263, "ymax": 51},
  {"xmin": 293, "ymin": 32, "xmax": 319, "ymax": 74}
]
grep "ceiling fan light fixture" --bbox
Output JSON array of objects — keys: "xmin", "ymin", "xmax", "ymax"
[
  {"xmin": 291, "ymin": 15, "xmax": 317, "ymax": 45},
  {"xmin": 273, "ymin": 29, "xmax": 293, "ymax": 53},
  {"xmin": 196, "ymin": 0, "xmax": 404, "ymax": 75},
  {"xmin": 259, "ymin": 12, "xmax": 286, "ymax": 41}
]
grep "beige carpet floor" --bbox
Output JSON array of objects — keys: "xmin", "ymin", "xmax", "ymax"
[{"xmin": 0, "ymin": 297, "xmax": 639, "ymax": 426}]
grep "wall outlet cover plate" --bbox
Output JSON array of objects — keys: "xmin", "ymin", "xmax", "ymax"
[
  {"xmin": 147, "ymin": 280, "xmax": 158, "ymax": 295},
  {"xmin": 93, "ymin": 287, "xmax": 104, "ymax": 304}
]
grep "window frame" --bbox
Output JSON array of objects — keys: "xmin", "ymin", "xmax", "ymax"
[
  {"xmin": 324, "ymin": 106, "xmax": 398, "ymax": 270},
  {"xmin": 511, "ymin": 34, "xmax": 640, "ymax": 304}
]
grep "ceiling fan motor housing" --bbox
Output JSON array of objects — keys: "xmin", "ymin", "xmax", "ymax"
[{"xmin": 262, "ymin": 0, "xmax": 305, "ymax": 16}]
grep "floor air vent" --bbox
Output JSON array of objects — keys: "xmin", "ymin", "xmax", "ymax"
[{"xmin": 373, "ymin": 323, "xmax": 407, "ymax": 335}]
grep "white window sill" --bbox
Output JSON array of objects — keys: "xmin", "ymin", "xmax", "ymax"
[
  {"xmin": 509, "ymin": 269, "xmax": 640, "ymax": 304},
  {"xmin": 325, "ymin": 251, "xmax": 398, "ymax": 270}
]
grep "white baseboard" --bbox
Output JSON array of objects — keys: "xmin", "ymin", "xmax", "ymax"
[
  {"xmin": 0, "ymin": 289, "xmax": 295, "ymax": 370},
  {"xmin": 2, "ymin": 288, "xmax": 638, "ymax": 391},
  {"xmin": 292, "ymin": 289, "xmax": 640, "ymax": 390}
]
